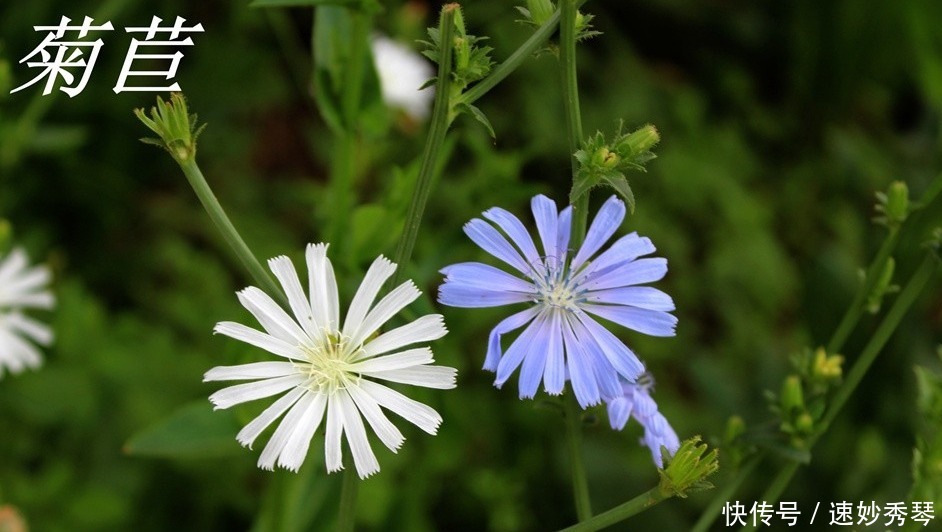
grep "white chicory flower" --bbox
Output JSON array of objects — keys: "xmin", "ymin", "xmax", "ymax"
[{"xmin": 0, "ymin": 248, "xmax": 54, "ymax": 379}]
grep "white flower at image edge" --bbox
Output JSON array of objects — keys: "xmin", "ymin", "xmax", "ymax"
[
  {"xmin": 0, "ymin": 248, "xmax": 54, "ymax": 379},
  {"xmin": 205, "ymin": 243, "xmax": 456, "ymax": 478},
  {"xmin": 371, "ymin": 34, "xmax": 435, "ymax": 121}
]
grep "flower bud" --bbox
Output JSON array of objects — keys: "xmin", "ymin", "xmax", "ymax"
[
  {"xmin": 526, "ymin": 0, "xmax": 555, "ymax": 25},
  {"xmin": 724, "ymin": 415, "xmax": 746, "ymax": 444},
  {"xmin": 795, "ymin": 412, "xmax": 814, "ymax": 435},
  {"xmin": 620, "ymin": 124, "xmax": 660, "ymax": 155},
  {"xmin": 885, "ymin": 181, "xmax": 909, "ymax": 224},
  {"xmin": 780, "ymin": 375, "xmax": 804, "ymax": 414}
]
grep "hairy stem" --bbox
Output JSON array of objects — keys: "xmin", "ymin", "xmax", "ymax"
[
  {"xmin": 559, "ymin": 486, "xmax": 669, "ymax": 532},
  {"xmin": 564, "ymin": 394, "xmax": 593, "ymax": 522}
]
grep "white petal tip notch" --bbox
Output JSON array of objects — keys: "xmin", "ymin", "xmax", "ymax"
[{"xmin": 204, "ymin": 243, "xmax": 454, "ymax": 476}]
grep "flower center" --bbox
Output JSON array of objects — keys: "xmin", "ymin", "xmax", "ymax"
[
  {"xmin": 296, "ymin": 331, "xmax": 362, "ymax": 394},
  {"xmin": 532, "ymin": 256, "xmax": 581, "ymax": 311}
]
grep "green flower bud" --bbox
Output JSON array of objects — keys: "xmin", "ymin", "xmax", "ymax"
[
  {"xmin": 658, "ymin": 436, "xmax": 719, "ymax": 498},
  {"xmin": 622, "ymin": 124, "xmax": 660, "ymax": 155},
  {"xmin": 134, "ymin": 93, "xmax": 206, "ymax": 163},
  {"xmin": 885, "ymin": 181, "xmax": 909, "ymax": 224},
  {"xmin": 526, "ymin": 0, "xmax": 555, "ymax": 25},
  {"xmin": 780, "ymin": 375, "xmax": 805, "ymax": 414},
  {"xmin": 795, "ymin": 412, "xmax": 814, "ymax": 435}
]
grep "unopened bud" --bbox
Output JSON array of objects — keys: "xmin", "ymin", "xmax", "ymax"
[
  {"xmin": 622, "ymin": 124, "xmax": 660, "ymax": 155},
  {"xmin": 812, "ymin": 347, "xmax": 843, "ymax": 382},
  {"xmin": 724, "ymin": 415, "xmax": 746, "ymax": 444},
  {"xmin": 780, "ymin": 375, "xmax": 804, "ymax": 414},
  {"xmin": 885, "ymin": 181, "xmax": 909, "ymax": 224},
  {"xmin": 795, "ymin": 412, "xmax": 814, "ymax": 435},
  {"xmin": 526, "ymin": 0, "xmax": 555, "ymax": 25}
]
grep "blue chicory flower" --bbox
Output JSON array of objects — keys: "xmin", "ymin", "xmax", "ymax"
[
  {"xmin": 606, "ymin": 373, "xmax": 680, "ymax": 467},
  {"xmin": 438, "ymin": 194, "xmax": 676, "ymax": 408}
]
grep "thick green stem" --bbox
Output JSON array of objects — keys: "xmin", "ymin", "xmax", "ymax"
[
  {"xmin": 559, "ymin": 486, "xmax": 669, "ymax": 532},
  {"xmin": 389, "ymin": 5, "xmax": 458, "ymax": 286},
  {"xmin": 744, "ymin": 254, "xmax": 938, "ymax": 530},
  {"xmin": 560, "ymin": 0, "xmax": 588, "ymax": 248},
  {"xmin": 336, "ymin": 466, "xmax": 359, "ymax": 532},
  {"xmin": 557, "ymin": 0, "xmax": 593, "ymax": 521},
  {"xmin": 177, "ymin": 158, "xmax": 285, "ymax": 305},
  {"xmin": 564, "ymin": 394, "xmax": 592, "ymax": 522}
]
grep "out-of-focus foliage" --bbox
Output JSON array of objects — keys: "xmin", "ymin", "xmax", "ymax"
[{"xmin": 0, "ymin": 0, "xmax": 940, "ymax": 530}]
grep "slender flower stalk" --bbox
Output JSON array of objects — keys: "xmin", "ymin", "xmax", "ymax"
[
  {"xmin": 135, "ymin": 94, "xmax": 285, "ymax": 305},
  {"xmin": 389, "ymin": 4, "xmax": 458, "ymax": 288}
]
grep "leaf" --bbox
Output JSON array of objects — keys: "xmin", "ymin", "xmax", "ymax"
[
  {"xmin": 456, "ymin": 102, "xmax": 496, "ymax": 139},
  {"xmin": 601, "ymin": 174, "xmax": 636, "ymax": 214},
  {"xmin": 124, "ymin": 401, "xmax": 243, "ymax": 459}
]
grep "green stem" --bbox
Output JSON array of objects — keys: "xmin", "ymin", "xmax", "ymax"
[
  {"xmin": 690, "ymin": 455, "xmax": 760, "ymax": 532},
  {"xmin": 460, "ymin": 0, "xmax": 589, "ymax": 106},
  {"xmin": 557, "ymin": 0, "xmax": 593, "ymax": 521},
  {"xmin": 560, "ymin": 0, "xmax": 588, "ymax": 248},
  {"xmin": 745, "ymin": 254, "xmax": 938, "ymax": 529},
  {"xmin": 559, "ymin": 486, "xmax": 669, "ymax": 532},
  {"xmin": 564, "ymin": 394, "xmax": 592, "ymax": 522},
  {"xmin": 389, "ymin": 5, "xmax": 458, "ymax": 286},
  {"xmin": 826, "ymin": 227, "xmax": 899, "ymax": 354},
  {"xmin": 336, "ymin": 466, "xmax": 359, "ymax": 532},
  {"xmin": 177, "ymin": 158, "xmax": 285, "ymax": 305}
]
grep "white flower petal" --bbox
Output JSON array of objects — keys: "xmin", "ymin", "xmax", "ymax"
[
  {"xmin": 269, "ymin": 256, "xmax": 321, "ymax": 338},
  {"xmin": 359, "ymin": 379, "xmax": 442, "ymax": 435},
  {"xmin": 6, "ymin": 312, "xmax": 53, "ymax": 345},
  {"xmin": 348, "ymin": 347, "xmax": 434, "ymax": 373},
  {"xmin": 338, "ymin": 392, "xmax": 380, "ymax": 478},
  {"xmin": 258, "ymin": 391, "xmax": 318, "ymax": 471},
  {"xmin": 347, "ymin": 385, "xmax": 405, "ymax": 452},
  {"xmin": 0, "ymin": 249, "xmax": 28, "ymax": 283},
  {"xmin": 363, "ymin": 365, "xmax": 457, "ymax": 390},
  {"xmin": 349, "ymin": 281, "xmax": 421, "ymax": 348},
  {"xmin": 208, "ymin": 374, "xmax": 305, "ymax": 410},
  {"xmin": 342, "ymin": 255, "xmax": 396, "ymax": 339},
  {"xmin": 203, "ymin": 361, "xmax": 297, "ymax": 382},
  {"xmin": 237, "ymin": 287, "xmax": 307, "ymax": 344},
  {"xmin": 324, "ymin": 396, "xmax": 345, "ymax": 473},
  {"xmin": 306, "ymin": 243, "xmax": 340, "ymax": 331},
  {"xmin": 277, "ymin": 392, "xmax": 328, "ymax": 472},
  {"xmin": 0, "ymin": 327, "xmax": 42, "ymax": 375},
  {"xmin": 237, "ymin": 387, "xmax": 306, "ymax": 449},
  {"xmin": 213, "ymin": 322, "xmax": 303, "ymax": 360},
  {"xmin": 360, "ymin": 314, "xmax": 446, "ymax": 359}
]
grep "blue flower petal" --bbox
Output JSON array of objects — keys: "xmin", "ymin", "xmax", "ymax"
[
  {"xmin": 542, "ymin": 311, "xmax": 565, "ymax": 396},
  {"xmin": 482, "ymin": 207, "xmax": 543, "ymax": 271},
  {"xmin": 440, "ymin": 262, "xmax": 536, "ymax": 293},
  {"xmin": 574, "ymin": 312, "xmax": 645, "ymax": 380},
  {"xmin": 575, "ymin": 232, "xmax": 655, "ymax": 281},
  {"xmin": 464, "ymin": 219, "xmax": 531, "ymax": 275},
  {"xmin": 438, "ymin": 284, "xmax": 533, "ymax": 308},
  {"xmin": 557, "ymin": 206, "xmax": 572, "ymax": 263},
  {"xmin": 571, "ymin": 196, "xmax": 625, "ymax": 271},
  {"xmin": 562, "ymin": 315, "xmax": 601, "ymax": 408},
  {"xmin": 485, "ymin": 306, "xmax": 540, "ymax": 371},
  {"xmin": 582, "ymin": 304, "xmax": 678, "ymax": 337},
  {"xmin": 581, "ymin": 258, "xmax": 668, "ymax": 292},
  {"xmin": 607, "ymin": 396, "xmax": 631, "ymax": 430},
  {"xmin": 517, "ymin": 313, "xmax": 553, "ymax": 399},
  {"xmin": 584, "ymin": 286, "xmax": 675, "ymax": 311},
  {"xmin": 531, "ymin": 195, "xmax": 559, "ymax": 260},
  {"xmin": 495, "ymin": 311, "xmax": 545, "ymax": 388},
  {"xmin": 568, "ymin": 314, "xmax": 623, "ymax": 400}
]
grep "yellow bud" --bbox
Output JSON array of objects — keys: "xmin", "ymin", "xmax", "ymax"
[
  {"xmin": 812, "ymin": 347, "xmax": 843, "ymax": 381},
  {"xmin": 781, "ymin": 375, "xmax": 804, "ymax": 414}
]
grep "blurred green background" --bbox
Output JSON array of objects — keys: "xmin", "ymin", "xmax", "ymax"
[{"xmin": 1, "ymin": 0, "xmax": 941, "ymax": 530}]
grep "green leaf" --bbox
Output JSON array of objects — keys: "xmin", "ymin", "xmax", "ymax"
[
  {"xmin": 456, "ymin": 102, "xmax": 496, "ymax": 139},
  {"xmin": 124, "ymin": 401, "xmax": 243, "ymax": 459},
  {"xmin": 601, "ymin": 174, "xmax": 636, "ymax": 213}
]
